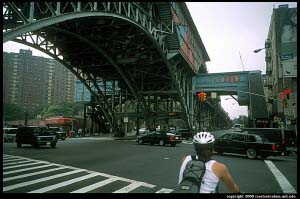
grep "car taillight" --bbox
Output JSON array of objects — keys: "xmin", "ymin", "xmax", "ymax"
[
  {"xmin": 169, "ymin": 136, "xmax": 174, "ymax": 141},
  {"xmin": 272, "ymin": 144, "xmax": 276, "ymax": 151}
]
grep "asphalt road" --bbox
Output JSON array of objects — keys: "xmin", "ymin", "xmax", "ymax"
[{"xmin": 3, "ymin": 130, "xmax": 297, "ymax": 194}]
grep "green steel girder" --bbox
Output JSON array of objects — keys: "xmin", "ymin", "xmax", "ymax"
[
  {"xmin": 12, "ymin": 36, "xmax": 115, "ymax": 128},
  {"xmin": 45, "ymin": 26, "xmax": 152, "ymax": 128},
  {"xmin": 3, "ymin": 2, "xmax": 197, "ymax": 130}
]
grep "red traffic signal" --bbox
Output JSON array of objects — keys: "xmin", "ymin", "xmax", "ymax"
[
  {"xmin": 284, "ymin": 88, "xmax": 291, "ymax": 95},
  {"xmin": 284, "ymin": 88, "xmax": 291, "ymax": 99},
  {"xmin": 197, "ymin": 92, "xmax": 206, "ymax": 101}
]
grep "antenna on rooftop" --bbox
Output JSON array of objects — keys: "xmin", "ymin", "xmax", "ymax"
[{"xmin": 239, "ymin": 51, "xmax": 245, "ymax": 71}]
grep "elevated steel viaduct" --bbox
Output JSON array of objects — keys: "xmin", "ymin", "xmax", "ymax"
[{"xmin": 4, "ymin": 2, "xmax": 268, "ymax": 135}]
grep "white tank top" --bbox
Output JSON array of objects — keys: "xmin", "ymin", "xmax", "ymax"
[{"xmin": 178, "ymin": 155, "xmax": 219, "ymax": 193}]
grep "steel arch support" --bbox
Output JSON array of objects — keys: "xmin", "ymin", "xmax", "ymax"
[
  {"xmin": 45, "ymin": 27, "xmax": 152, "ymax": 129},
  {"xmin": 12, "ymin": 37, "xmax": 114, "ymax": 129}
]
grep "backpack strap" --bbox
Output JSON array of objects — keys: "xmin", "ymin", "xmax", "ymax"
[
  {"xmin": 190, "ymin": 155, "xmax": 206, "ymax": 193},
  {"xmin": 191, "ymin": 155, "xmax": 197, "ymax": 161}
]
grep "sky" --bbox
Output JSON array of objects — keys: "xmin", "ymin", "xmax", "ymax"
[{"xmin": 3, "ymin": 2, "xmax": 297, "ymax": 119}]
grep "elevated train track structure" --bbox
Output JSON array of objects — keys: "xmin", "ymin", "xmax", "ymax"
[{"xmin": 3, "ymin": 2, "xmax": 212, "ymax": 132}]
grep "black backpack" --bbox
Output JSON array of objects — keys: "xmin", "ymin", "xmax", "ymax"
[{"xmin": 177, "ymin": 155, "xmax": 206, "ymax": 193}]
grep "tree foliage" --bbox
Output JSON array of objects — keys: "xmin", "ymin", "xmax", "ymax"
[{"xmin": 41, "ymin": 102, "xmax": 84, "ymax": 118}]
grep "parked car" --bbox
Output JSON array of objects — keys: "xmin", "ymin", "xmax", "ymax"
[
  {"xmin": 243, "ymin": 128, "xmax": 297, "ymax": 155},
  {"xmin": 3, "ymin": 128, "xmax": 18, "ymax": 142},
  {"xmin": 214, "ymin": 132, "xmax": 283, "ymax": 159},
  {"xmin": 138, "ymin": 128, "xmax": 150, "ymax": 135},
  {"xmin": 176, "ymin": 129, "xmax": 193, "ymax": 140},
  {"xmin": 136, "ymin": 131, "xmax": 182, "ymax": 147},
  {"xmin": 49, "ymin": 127, "xmax": 66, "ymax": 140},
  {"xmin": 16, "ymin": 126, "xmax": 58, "ymax": 148}
]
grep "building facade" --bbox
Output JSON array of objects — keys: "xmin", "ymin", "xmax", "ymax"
[
  {"xmin": 262, "ymin": 4, "xmax": 297, "ymax": 129},
  {"xmin": 3, "ymin": 49, "xmax": 77, "ymax": 116}
]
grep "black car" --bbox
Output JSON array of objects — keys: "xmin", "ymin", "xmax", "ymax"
[
  {"xmin": 49, "ymin": 127, "xmax": 67, "ymax": 140},
  {"xmin": 136, "ymin": 131, "xmax": 182, "ymax": 147},
  {"xmin": 243, "ymin": 128, "xmax": 297, "ymax": 155},
  {"xmin": 214, "ymin": 132, "xmax": 283, "ymax": 159},
  {"xmin": 16, "ymin": 126, "xmax": 58, "ymax": 148},
  {"xmin": 176, "ymin": 129, "xmax": 193, "ymax": 140}
]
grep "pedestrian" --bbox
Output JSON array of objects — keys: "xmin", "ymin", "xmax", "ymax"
[{"xmin": 178, "ymin": 131, "xmax": 240, "ymax": 193}]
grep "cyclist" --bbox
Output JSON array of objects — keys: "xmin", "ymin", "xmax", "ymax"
[{"xmin": 178, "ymin": 131, "xmax": 240, "ymax": 193}]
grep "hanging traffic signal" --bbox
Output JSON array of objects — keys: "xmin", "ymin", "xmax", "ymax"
[
  {"xmin": 197, "ymin": 92, "xmax": 207, "ymax": 102},
  {"xmin": 197, "ymin": 92, "xmax": 205, "ymax": 101},
  {"xmin": 284, "ymin": 88, "xmax": 291, "ymax": 99}
]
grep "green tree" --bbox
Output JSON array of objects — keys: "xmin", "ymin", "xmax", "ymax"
[
  {"xmin": 41, "ymin": 102, "xmax": 84, "ymax": 119},
  {"xmin": 42, "ymin": 104, "xmax": 64, "ymax": 118}
]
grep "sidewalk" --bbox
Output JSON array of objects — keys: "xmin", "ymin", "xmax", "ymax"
[{"xmin": 70, "ymin": 132, "xmax": 136, "ymax": 140}]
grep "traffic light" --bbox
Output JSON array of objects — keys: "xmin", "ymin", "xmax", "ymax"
[
  {"xmin": 197, "ymin": 92, "xmax": 207, "ymax": 102},
  {"xmin": 284, "ymin": 88, "xmax": 291, "ymax": 99},
  {"xmin": 197, "ymin": 92, "xmax": 205, "ymax": 101}
]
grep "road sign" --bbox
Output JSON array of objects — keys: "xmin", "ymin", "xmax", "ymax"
[
  {"xmin": 124, "ymin": 117, "xmax": 128, "ymax": 123},
  {"xmin": 280, "ymin": 54, "xmax": 293, "ymax": 61}
]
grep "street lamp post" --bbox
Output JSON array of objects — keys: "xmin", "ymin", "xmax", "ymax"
[{"xmin": 253, "ymin": 47, "xmax": 287, "ymax": 128}]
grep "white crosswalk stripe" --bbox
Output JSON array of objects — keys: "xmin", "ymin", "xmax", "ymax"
[
  {"xmin": 3, "ymin": 169, "xmax": 85, "ymax": 191},
  {"xmin": 4, "ymin": 164, "xmax": 57, "ymax": 175},
  {"xmin": 4, "ymin": 166, "xmax": 69, "ymax": 182},
  {"xmin": 4, "ymin": 160, "xmax": 33, "ymax": 166},
  {"xmin": 113, "ymin": 182, "xmax": 155, "ymax": 193},
  {"xmin": 156, "ymin": 188, "xmax": 174, "ymax": 193},
  {"xmin": 29, "ymin": 173, "xmax": 100, "ymax": 193},
  {"xmin": 4, "ymin": 162, "xmax": 45, "ymax": 169},
  {"xmin": 3, "ymin": 154, "xmax": 174, "ymax": 193},
  {"xmin": 3, "ymin": 158, "xmax": 25, "ymax": 163},
  {"xmin": 70, "ymin": 177, "xmax": 120, "ymax": 193}
]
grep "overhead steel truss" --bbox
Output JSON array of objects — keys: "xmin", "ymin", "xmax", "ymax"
[{"xmin": 3, "ymin": 2, "xmax": 194, "ymax": 130}]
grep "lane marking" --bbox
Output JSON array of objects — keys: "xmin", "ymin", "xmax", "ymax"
[
  {"xmin": 3, "ymin": 169, "xmax": 85, "ymax": 191},
  {"xmin": 4, "ymin": 162, "xmax": 44, "ymax": 169},
  {"xmin": 4, "ymin": 164, "xmax": 57, "ymax": 175},
  {"xmin": 3, "ymin": 157, "xmax": 22, "ymax": 160},
  {"xmin": 4, "ymin": 160, "xmax": 33, "ymax": 166},
  {"xmin": 4, "ymin": 166, "xmax": 69, "ymax": 182},
  {"xmin": 3, "ymin": 158, "xmax": 24, "ymax": 163},
  {"xmin": 28, "ymin": 173, "xmax": 99, "ymax": 193},
  {"xmin": 3, "ymin": 154, "xmax": 170, "ymax": 193},
  {"xmin": 264, "ymin": 160, "xmax": 296, "ymax": 193},
  {"xmin": 113, "ymin": 182, "xmax": 155, "ymax": 193},
  {"xmin": 70, "ymin": 177, "xmax": 120, "ymax": 193},
  {"xmin": 156, "ymin": 188, "xmax": 174, "ymax": 193}
]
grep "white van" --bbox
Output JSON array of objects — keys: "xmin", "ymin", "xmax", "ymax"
[
  {"xmin": 3, "ymin": 128, "xmax": 18, "ymax": 142},
  {"xmin": 234, "ymin": 124, "xmax": 242, "ymax": 132}
]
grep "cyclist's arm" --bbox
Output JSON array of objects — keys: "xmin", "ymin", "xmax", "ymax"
[{"xmin": 212, "ymin": 162, "xmax": 240, "ymax": 193}]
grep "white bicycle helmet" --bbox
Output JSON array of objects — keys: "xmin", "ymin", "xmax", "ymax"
[{"xmin": 193, "ymin": 132, "xmax": 215, "ymax": 149}]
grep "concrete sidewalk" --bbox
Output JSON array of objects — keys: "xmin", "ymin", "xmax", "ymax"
[{"xmin": 70, "ymin": 132, "xmax": 136, "ymax": 140}]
